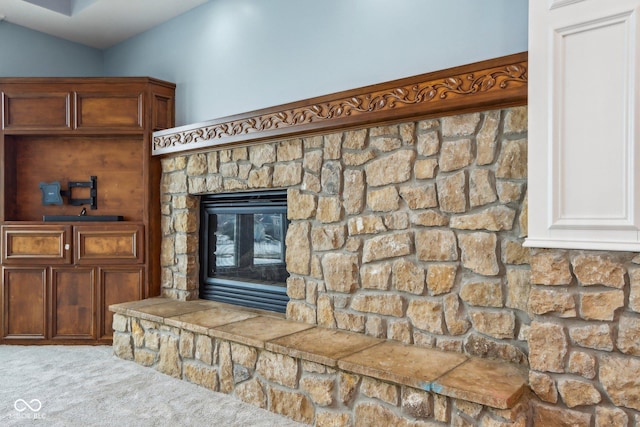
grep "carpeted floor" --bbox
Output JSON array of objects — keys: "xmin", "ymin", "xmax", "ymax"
[{"xmin": 0, "ymin": 345, "xmax": 305, "ymax": 426}]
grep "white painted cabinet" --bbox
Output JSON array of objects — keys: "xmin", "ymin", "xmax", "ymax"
[{"xmin": 527, "ymin": 0, "xmax": 640, "ymax": 251}]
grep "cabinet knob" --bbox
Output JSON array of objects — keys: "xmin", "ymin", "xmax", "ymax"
[{"xmin": 64, "ymin": 243, "xmax": 70, "ymax": 251}]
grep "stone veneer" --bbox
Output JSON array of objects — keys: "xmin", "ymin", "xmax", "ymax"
[{"xmin": 141, "ymin": 106, "xmax": 640, "ymax": 425}]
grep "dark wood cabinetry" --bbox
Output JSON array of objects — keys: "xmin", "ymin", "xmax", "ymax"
[{"xmin": 0, "ymin": 78, "xmax": 175, "ymax": 344}]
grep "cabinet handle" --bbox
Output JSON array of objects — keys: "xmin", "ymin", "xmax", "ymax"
[{"xmin": 64, "ymin": 243, "xmax": 70, "ymax": 251}]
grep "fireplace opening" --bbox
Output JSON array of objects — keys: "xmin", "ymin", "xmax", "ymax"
[{"xmin": 199, "ymin": 190, "xmax": 289, "ymax": 313}]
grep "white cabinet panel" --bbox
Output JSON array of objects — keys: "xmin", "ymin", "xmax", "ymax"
[{"xmin": 527, "ymin": 0, "xmax": 640, "ymax": 251}]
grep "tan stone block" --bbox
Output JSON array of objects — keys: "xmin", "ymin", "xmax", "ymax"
[
  {"xmin": 354, "ymin": 402, "xmax": 409, "ymax": 427},
  {"xmin": 470, "ymin": 310, "xmax": 515, "ymax": 339},
  {"xmin": 157, "ymin": 335, "xmax": 181, "ymax": 378},
  {"xmin": 427, "ymin": 264, "xmax": 457, "ymax": 296},
  {"xmin": 436, "ymin": 171, "xmax": 467, "ymax": 213},
  {"xmin": 301, "ymin": 376, "xmax": 334, "ymax": 406},
  {"xmin": 238, "ymin": 163, "xmax": 252, "ymax": 180},
  {"xmin": 235, "ymin": 377, "xmax": 266, "ymax": 409},
  {"xmin": 321, "ymin": 161, "xmax": 342, "ymax": 194},
  {"xmin": 249, "ymin": 144, "xmax": 276, "ymax": 167},
  {"xmin": 571, "ymin": 255, "xmax": 626, "ymax": 289},
  {"xmin": 365, "ymin": 316, "xmax": 386, "ymax": 338},
  {"xmin": 205, "ymin": 175, "xmax": 223, "ymax": 192},
  {"xmin": 316, "ymin": 411, "xmax": 352, "ymax": 427},
  {"xmin": 256, "ymin": 350, "xmax": 299, "ymax": 389},
  {"xmin": 440, "ymin": 139, "xmax": 472, "ymax": 172},
  {"xmin": 595, "ymin": 406, "xmax": 629, "ymax": 427},
  {"xmin": 311, "ymin": 224, "xmax": 346, "ymax": 251},
  {"xmin": 529, "ymin": 371, "xmax": 557, "ymax": 403},
  {"xmin": 600, "ymin": 355, "xmax": 640, "ymax": 411},
  {"xmin": 303, "ymin": 149, "xmax": 323, "ymax": 173},
  {"xmin": 443, "ymin": 294, "xmax": 471, "ymax": 335},
  {"xmin": 416, "ymin": 229, "xmax": 457, "ymax": 261},
  {"xmin": 276, "ymin": 139, "xmax": 303, "ymax": 161},
  {"xmin": 248, "ymin": 166, "xmax": 272, "ymax": 189},
  {"xmin": 231, "ymin": 342, "xmax": 258, "ymax": 369},
  {"xmin": 451, "ymin": 206, "xmax": 515, "ymax": 231},
  {"xmin": 219, "ymin": 149, "xmax": 231, "ymax": 162},
  {"xmin": 222, "ymin": 177, "xmax": 246, "ymax": 190},
  {"xmin": 343, "ymin": 169, "xmax": 365, "ymax": 215},
  {"xmin": 112, "ymin": 314, "xmax": 128, "ymax": 332},
  {"xmin": 569, "ymin": 323, "xmax": 613, "ymax": 351},
  {"xmin": 617, "ymin": 314, "xmax": 640, "ymax": 356},
  {"xmin": 370, "ymin": 125, "xmax": 399, "ymax": 137},
  {"xmin": 359, "ymin": 377, "xmax": 398, "ymax": 405},
  {"xmin": 186, "ymin": 153, "xmax": 208, "ymax": 175},
  {"xmin": 417, "ymin": 131, "xmax": 440, "ymax": 156},
  {"xmin": 317, "ymin": 196, "xmax": 342, "ymax": 223},
  {"xmin": 414, "ymin": 158, "xmax": 438, "ymax": 180},
  {"xmin": 306, "ymin": 280, "xmax": 318, "ymax": 305},
  {"xmin": 286, "ymin": 276, "xmax": 306, "ymax": 300},
  {"xmin": 568, "ymin": 351, "xmax": 596, "ymax": 379},
  {"xmin": 459, "ymin": 232, "xmax": 499, "ymax": 276},
  {"xmin": 464, "ymin": 333, "xmax": 527, "ymax": 365},
  {"xmin": 268, "ymin": 387, "xmax": 314, "ymax": 424},
  {"xmin": 454, "ymin": 399, "xmax": 482, "ymax": 417},
  {"xmin": 285, "ymin": 221, "xmax": 311, "ymax": 275},
  {"xmin": 442, "ymin": 113, "xmax": 481, "ymax": 137},
  {"xmin": 433, "ymin": 394, "xmax": 449, "ymax": 423},
  {"xmin": 629, "ymin": 268, "xmax": 640, "ymax": 313},
  {"xmin": 273, "ymin": 162, "xmax": 302, "ymax": 187},
  {"xmin": 504, "ymin": 106, "xmax": 527, "ymax": 134},
  {"xmin": 367, "ymin": 186, "xmax": 400, "ymax": 212},
  {"xmin": 348, "ymin": 215, "xmax": 386, "ymax": 235},
  {"xmin": 388, "ymin": 319, "xmax": 412, "ymax": 344},
  {"xmin": 113, "ymin": 332, "xmax": 134, "ymax": 360},
  {"xmin": 304, "ymin": 135, "xmax": 323, "ymax": 149},
  {"xmin": 343, "ymin": 150, "xmax": 375, "ymax": 166},
  {"xmin": 410, "ymin": 210, "xmax": 449, "ymax": 227},
  {"xmin": 371, "ymin": 136, "xmax": 402, "ymax": 152},
  {"xmin": 134, "ymin": 348, "xmax": 157, "ymax": 367},
  {"xmin": 365, "ymin": 149, "xmax": 415, "ymax": 186},
  {"xmin": 302, "ymin": 360, "xmax": 329, "ymax": 374},
  {"xmin": 335, "ymin": 311, "xmax": 366, "ymax": 333},
  {"xmin": 362, "ymin": 232, "xmax": 413, "ymax": 263},
  {"xmin": 286, "ymin": 300, "xmax": 316, "ymax": 324},
  {"xmin": 528, "ymin": 321, "xmax": 567, "ymax": 373},
  {"xmin": 339, "ymin": 372, "xmax": 361, "ymax": 405},
  {"xmin": 393, "ymin": 259, "xmax": 425, "ymax": 295},
  {"xmin": 352, "ymin": 294, "xmax": 404, "ymax": 317},
  {"xmin": 317, "ymin": 294, "xmax": 336, "ymax": 328},
  {"xmin": 502, "ymin": 240, "xmax": 530, "ymax": 265},
  {"xmin": 460, "ymin": 280, "xmax": 503, "ymax": 307},
  {"xmin": 195, "ymin": 334, "xmax": 213, "ymax": 365},
  {"xmin": 218, "ymin": 340, "xmax": 233, "ymax": 393},
  {"xmin": 579, "ymin": 290, "xmax": 624, "ymax": 321},
  {"xmin": 322, "ymin": 253, "xmax": 359, "ymax": 293},
  {"xmin": 469, "ymin": 169, "xmax": 497, "ymax": 208},
  {"xmin": 496, "ymin": 181, "xmax": 524, "ymax": 203},
  {"xmin": 496, "ymin": 138, "xmax": 527, "ymax": 179},
  {"xmin": 220, "ymin": 162, "xmax": 239, "ymax": 177},
  {"xmin": 174, "ymin": 211, "xmax": 198, "ymax": 233},
  {"xmin": 343, "ymin": 128, "xmax": 368, "ymax": 149},
  {"xmin": 558, "ymin": 378, "xmax": 601, "ymax": 408},
  {"xmin": 360, "ymin": 263, "xmax": 392, "ymax": 290},
  {"xmin": 383, "ymin": 212, "xmax": 409, "ymax": 230},
  {"xmin": 407, "ymin": 299, "xmax": 444, "ymax": 334},
  {"xmin": 311, "ymin": 254, "xmax": 323, "ymax": 279},
  {"xmin": 183, "ymin": 361, "xmax": 218, "ymax": 390},
  {"xmin": 476, "ymin": 110, "xmax": 500, "ymax": 165},
  {"xmin": 400, "ymin": 123, "xmax": 415, "ymax": 145},
  {"xmin": 232, "ymin": 147, "xmax": 248, "ymax": 161},
  {"xmin": 287, "ymin": 189, "xmax": 316, "ymax": 220},
  {"xmin": 399, "ymin": 184, "xmax": 438, "ymax": 210},
  {"xmin": 530, "ymin": 250, "xmax": 572, "ymax": 285},
  {"xmin": 532, "ymin": 402, "xmax": 591, "ymax": 427},
  {"xmin": 401, "ymin": 387, "xmax": 432, "ymax": 419},
  {"xmin": 528, "ymin": 288, "xmax": 576, "ymax": 317},
  {"xmin": 324, "ymin": 133, "xmax": 342, "ymax": 160},
  {"xmin": 188, "ymin": 176, "xmax": 207, "ymax": 193}
]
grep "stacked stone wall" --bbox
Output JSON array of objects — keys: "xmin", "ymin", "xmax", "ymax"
[{"xmin": 158, "ymin": 106, "xmax": 640, "ymax": 425}]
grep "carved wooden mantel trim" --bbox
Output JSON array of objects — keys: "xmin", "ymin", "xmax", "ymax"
[{"xmin": 153, "ymin": 52, "xmax": 527, "ymax": 156}]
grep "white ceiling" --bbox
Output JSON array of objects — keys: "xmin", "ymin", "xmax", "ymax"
[{"xmin": 0, "ymin": 0, "xmax": 211, "ymax": 49}]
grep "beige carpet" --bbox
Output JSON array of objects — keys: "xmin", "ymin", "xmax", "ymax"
[{"xmin": 0, "ymin": 345, "xmax": 305, "ymax": 426}]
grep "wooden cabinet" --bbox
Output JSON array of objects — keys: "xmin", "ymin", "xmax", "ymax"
[{"xmin": 0, "ymin": 78, "xmax": 175, "ymax": 344}]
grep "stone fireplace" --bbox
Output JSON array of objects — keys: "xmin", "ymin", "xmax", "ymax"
[{"xmin": 112, "ymin": 53, "xmax": 640, "ymax": 426}]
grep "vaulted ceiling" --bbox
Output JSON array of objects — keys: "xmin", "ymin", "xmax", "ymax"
[{"xmin": 0, "ymin": 0, "xmax": 210, "ymax": 49}]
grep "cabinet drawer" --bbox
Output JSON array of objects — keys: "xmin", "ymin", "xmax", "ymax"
[
  {"xmin": 74, "ymin": 225, "xmax": 143, "ymax": 264},
  {"xmin": 1, "ymin": 225, "xmax": 71, "ymax": 264},
  {"xmin": 2, "ymin": 92, "xmax": 71, "ymax": 130}
]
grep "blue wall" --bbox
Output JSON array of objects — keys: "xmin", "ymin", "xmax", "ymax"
[
  {"xmin": 104, "ymin": 0, "xmax": 528, "ymax": 126},
  {"xmin": 0, "ymin": 21, "xmax": 103, "ymax": 77}
]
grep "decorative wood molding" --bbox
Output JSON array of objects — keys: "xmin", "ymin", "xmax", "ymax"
[{"xmin": 153, "ymin": 52, "xmax": 527, "ymax": 156}]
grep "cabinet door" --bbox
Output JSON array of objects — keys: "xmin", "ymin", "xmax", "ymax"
[
  {"xmin": 1, "ymin": 266, "xmax": 47, "ymax": 339},
  {"xmin": 1, "ymin": 225, "xmax": 72, "ymax": 264},
  {"xmin": 98, "ymin": 267, "xmax": 143, "ymax": 340},
  {"xmin": 75, "ymin": 92, "xmax": 143, "ymax": 130},
  {"xmin": 50, "ymin": 267, "xmax": 96, "ymax": 340},
  {"xmin": 2, "ymin": 91, "xmax": 72, "ymax": 130},
  {"xmin": 74, "ymin": 225, "xmax": 143, "ymax": 264}
]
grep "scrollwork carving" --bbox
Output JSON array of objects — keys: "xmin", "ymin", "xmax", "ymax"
[{"xmin": 153, "ymin": 56, "xmax": 527, "ymax": 154}]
